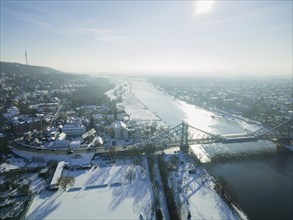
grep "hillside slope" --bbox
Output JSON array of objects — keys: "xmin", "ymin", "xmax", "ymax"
[{"xmin": 0, "ymin": 61, "xmax": 67, "ymax": 76}]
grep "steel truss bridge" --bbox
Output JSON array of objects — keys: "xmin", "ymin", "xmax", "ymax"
[
  {"xmin": 8, "ymin": 119, "xmax": 292, "ymax": 157},
  {"xmin": 137, "ymin": 119, "xmax": 293, "ymax": 151}
]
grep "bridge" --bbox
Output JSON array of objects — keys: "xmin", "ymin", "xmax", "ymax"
[
  {"xmin": 137, "ymin": 119, "xmax": 293, "ymax": 152},
  {"xmin": 9, "ymin": 119, "xmax": 292, "ymax": 158}
]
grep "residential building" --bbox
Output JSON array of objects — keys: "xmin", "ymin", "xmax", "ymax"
[
  {"xmin": 62, "ymin": 124, "xmax": 86, "ymax": 136},
  {"xmin": 113, "ymin": 121, "xmax": 129, "ymax": 140}
]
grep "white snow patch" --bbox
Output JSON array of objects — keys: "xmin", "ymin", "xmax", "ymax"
[{"xmin": 26, "ymin": 158, "xmax": 155, "ymax": 220}]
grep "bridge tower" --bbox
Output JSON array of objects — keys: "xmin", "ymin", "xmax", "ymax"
[{"xmin": 180, "ymin": 121, "xmax": 189, "ymax": 153}]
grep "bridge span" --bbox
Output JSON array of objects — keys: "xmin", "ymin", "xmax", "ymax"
[
  {"xmin": 9, "ymin": 119, "xmax": 292, "ymax": 158},
  {"xmin": 139, "ymin": 119, "xmax": 292, "ymax": 149}
]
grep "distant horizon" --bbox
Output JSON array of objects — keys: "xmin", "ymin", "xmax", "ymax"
[
  {"xmin": 1, "ymin": 1, "xmax": 292, "ymax": 76},
  {"xmin": 1, "ymin": 60, "xmax": 292, "ymax": 79}
]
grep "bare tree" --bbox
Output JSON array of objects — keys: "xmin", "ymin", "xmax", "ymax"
[
  {"xmin": 134, "ymin": 157, "xmax": 143, "ymax": 170},
  {"xmin": 150, "ymin": 122, "xmax": 157, "ymax": 135},
  {"xmin": 125, "ymin": 169, "xmax": 136, "ymax": 184},
  {"xmin": 187, "ymin": 211, "xmax": 191, "ymax": 220},
  {"xmin": 57, "ymin": 176, "xmax": 75, "ymax": 190},
  {"xmin": 109, "ymin": 146, "xmax": 117, "ymax": 160},
  {"xmin": 168, "ymin": 156, "xmax": 179, "ymax": 171}
]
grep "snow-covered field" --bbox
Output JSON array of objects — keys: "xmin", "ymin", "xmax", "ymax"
[{"xmin": 26, "ymin": 158, "xmax": 155, "ymax": 220}]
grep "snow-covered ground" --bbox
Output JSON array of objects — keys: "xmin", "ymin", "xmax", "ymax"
[
  {"xmin": 29, "ymin": 173, "xmax": 47, "ymax": 193},
  {"xmin": 106, "ymin": 79, "xmax": 162, "ymax": 122},
  {"xmin": 185, "ymin": 168, "xmax": 238, "ymax": 220},
  {"xmin": 162, "ymin": 152, "xmax": 247, "ymax": 220},
  {"xmin": 152, "ymin": 157, "xmax": 170, "ymax": 220},
  {"xmin": 26, "ymin": 158, "xmax": 155, "ymax": 220},
  {"xmin": 0, "ymin": 156, "xmax": 47, "ymax": 173}
]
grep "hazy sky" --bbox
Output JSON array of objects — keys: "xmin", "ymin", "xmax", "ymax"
[{"xmin": 0, "ymin": 0, "xmax": 292, "ymax": 75}]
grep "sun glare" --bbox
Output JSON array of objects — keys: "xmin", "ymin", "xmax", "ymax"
[{"xmin": 195, "ymin": 0, "xmax": 214, "ymax": 14}]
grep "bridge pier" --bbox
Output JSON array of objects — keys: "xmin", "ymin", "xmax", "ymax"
[
  {"xmin": 180, "ymin": 122, "xmax": 189, "ymax": 153},
  {"xmin": 180, "ymin": 144, "xmax": 189, "ymax": 154}
]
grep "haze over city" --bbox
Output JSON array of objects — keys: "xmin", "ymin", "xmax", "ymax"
[
  {"xmin": 1, "ymin": 0, "xmax": 292, "ymax": 76},
  {"xmin": 1, "ymin": 1, "xmax": 293, "ymax": 220}
]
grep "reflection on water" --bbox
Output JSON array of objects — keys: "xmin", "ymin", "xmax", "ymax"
[
  {"xmin": 190, "ymin": 140, "xmax": 277, "ymax": 163},
  {"xmin": 130, "ymin": 79, "xmax": 293, "ymax": 220}
]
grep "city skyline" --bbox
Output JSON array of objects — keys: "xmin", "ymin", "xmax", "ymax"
[{"xmin": 1, "ymin": 0, "xmax": 292, "ymax": 76}]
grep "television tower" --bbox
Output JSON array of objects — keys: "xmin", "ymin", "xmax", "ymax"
[{"xmin": 25, "ymin": 48, "xmax": 28, "ymax": 65}]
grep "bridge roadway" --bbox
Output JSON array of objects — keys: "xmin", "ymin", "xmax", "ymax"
[
  {"xmin": 10, "ymin": 141, "xmax": 105, "ymax": 154},
  {"xmin": 142, "ymin": 134, "xmax": 260, "ymax": 147},
  {"xmin": 9, "ymin": 141, "xmax": 141, "ymax": 156}
]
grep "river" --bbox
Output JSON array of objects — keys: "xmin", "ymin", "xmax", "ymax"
[{"xmin": 128, "ymin": 78, "xmax": 293, "ymax": 220}]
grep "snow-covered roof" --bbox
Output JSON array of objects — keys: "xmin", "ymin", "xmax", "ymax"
[
  {"xmin": 95, "ymin": 136, "xmax": 103, "ymax": 145},
  {"xmin": 49, "ymin": 161, "xmax": 65, "ymax": 188},
  {"xmin": 80, "ymin": 105, "xmax": 97, "ymax": 109},
  {"xmin": 82, "ymin": 128, "xmax": 96, "ymax": 140},
  {"xmin": 57, "ymin": 132, "xmax": 66, "ymax": 140},
  {"xmin": 70, "ymin": 141, "xmax": 81, "ymax": 148}
]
